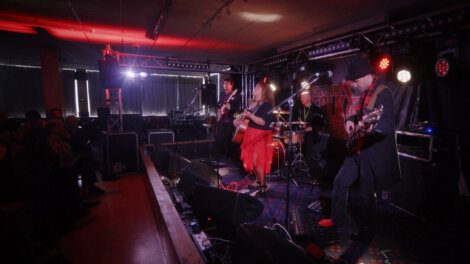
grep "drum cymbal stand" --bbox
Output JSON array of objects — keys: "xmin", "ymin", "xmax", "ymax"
[{"xmin": 291, "ymin": 135, "xmax": 310, "ymax": 180}]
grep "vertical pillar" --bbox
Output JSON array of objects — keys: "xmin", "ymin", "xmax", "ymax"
[{"xmin": 39, "ymin": 45, "xmax": 63, "ymax": 117}]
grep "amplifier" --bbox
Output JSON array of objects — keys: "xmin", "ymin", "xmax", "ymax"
[
  {"xmin": 148, "ymin": 129, "xmax": 175, "ymax": 145},
  {"xmin": 396, "ymin": 130, "xmax": 433, "ymax": 162}
]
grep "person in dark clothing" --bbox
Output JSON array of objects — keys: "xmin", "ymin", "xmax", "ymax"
[
  {"xmin": 293, "ymin": 90, "xmax": 325, "ymax": 179},
  {"xmin": 321, "ymin": 57, "xmax": 400, "ymax": 245},
  {"xmin": 216, "ymin": 78, "xmax": 242, "ymax": 160},
  {"xmin": 65, "ymin": 116, "xmax": 105, "ymax": 195}
]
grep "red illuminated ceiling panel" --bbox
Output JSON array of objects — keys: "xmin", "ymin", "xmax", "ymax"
[{"xmin": 0, "ymin": 11, "xmax": 252, "ymax": 51}]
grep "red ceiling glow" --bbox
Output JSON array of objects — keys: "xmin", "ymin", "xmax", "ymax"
[{"xmin": 0, "ymin": 11, "xmax": 252, "ymax": 51}]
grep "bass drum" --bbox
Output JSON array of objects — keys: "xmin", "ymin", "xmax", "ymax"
[{"xmin": 270, "ymin": 140, "xmax": 285, "ymax": 170}]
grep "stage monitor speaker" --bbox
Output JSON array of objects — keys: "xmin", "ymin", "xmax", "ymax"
[
  {"xmin": 232, "ymin": 224, "xmax": 316, "ymax": 264},
  {"xmin": 200, "ymin": 83, "xmax": 217, "ymax": 107},
  {"xmin": 192, "ymin": 185, "xmax": 263, "ymax": 226},
  {"xmin": 178, "ymin": 160, "xmax": 219, "ymax": 200},
  {"xmin": 103, "ymin": 132, "xmax": 139, "ymax": 176}
]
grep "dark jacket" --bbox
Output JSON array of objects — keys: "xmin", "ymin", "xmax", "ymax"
[{"xmin": 361, "ymin": 85, "xmax": 401, "ymax": 191}]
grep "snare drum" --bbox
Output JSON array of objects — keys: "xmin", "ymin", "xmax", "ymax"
[{"xmin": 284, "ymin": 131, "xmax": 304, "ymax": 144}]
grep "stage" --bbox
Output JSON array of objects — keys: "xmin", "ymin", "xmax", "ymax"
[{"xmin": 169, "ymin": 154, "xmax": 470, "ymax": 263}]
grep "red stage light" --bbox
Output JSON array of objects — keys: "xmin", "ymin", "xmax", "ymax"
[
  {"xmin": 377, "ymin": 56, "xmax": 391, "ymax": 71},
  {"xmin": 435, "ymin": 58, "xmax": 450, "ymax": 77}
]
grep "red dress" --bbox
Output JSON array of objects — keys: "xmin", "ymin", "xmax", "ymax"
[
  {"xmin": 239, "ymin": 102, "xmax": 275, "ymax": 174},
  {"xmin": 240, "ymin": 127, "xmax": 274, "ymax": 174}
]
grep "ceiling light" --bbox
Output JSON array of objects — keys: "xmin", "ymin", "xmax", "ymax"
[{"xmin": 240, "ymin": 12, "xmax": 282, "ymax": 23}]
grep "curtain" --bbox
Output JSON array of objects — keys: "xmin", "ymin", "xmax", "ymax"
[{"xmin": 0, "ymin": 65, "xmax": 44, "ymax": 117}]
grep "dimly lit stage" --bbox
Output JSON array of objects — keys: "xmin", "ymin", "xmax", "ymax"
[
  {"xmin": 176, "ymin": 155, "xmax": 470, "ymax": 263},
  {"xmin": 60, "ymin": 154, "xmax": 469, "ymax": 264}
]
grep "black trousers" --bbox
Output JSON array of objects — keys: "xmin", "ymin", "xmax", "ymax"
[
  {"xmin": 216, "ymin": 122, "xmax": 238, "ymax": 160},
  {"xmin": 331, "ymin": 153, "xmax": 376, "ymax": 235}
]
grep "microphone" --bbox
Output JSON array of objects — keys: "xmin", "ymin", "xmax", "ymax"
[
  {"xmin": 301, "ymin": 71, "xmax": 333, "ymax": 89},
  {"xmin": 309, "ymin": 71, "xmax": 333, "ymax": 79}
]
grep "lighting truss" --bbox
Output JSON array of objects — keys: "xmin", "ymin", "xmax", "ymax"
[
  {"xmin": 116, "ymin": 52, "xmax": 243, "ymax": 74},
  {"xmin": 252, "ymin": 6, "xmax": 468, "ymax": 68}
]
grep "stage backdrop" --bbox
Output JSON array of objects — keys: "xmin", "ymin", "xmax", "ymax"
[{"xmin": 310, "ymin": 81, "xmax": 418, "ymax": 140}]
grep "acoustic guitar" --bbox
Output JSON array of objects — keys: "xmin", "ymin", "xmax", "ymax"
[{"xmin": 232, "ymin": 104, "xmax": 256, "ymax": 144}]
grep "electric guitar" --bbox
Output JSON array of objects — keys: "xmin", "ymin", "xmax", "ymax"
[
  {"xmin": 345, "ymin": 105, "xmax": 384, "ymax": 154},
  {"xmin": 216, "ymin": 89, "xmax": 238, "ymax": 122},
  {"xmin": 232, "ymin": 104, "xmax": 256, "ymax": 144}
]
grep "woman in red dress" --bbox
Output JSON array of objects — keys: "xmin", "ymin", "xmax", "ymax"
[{"xmin": 234, "ymin": 82, "xmax": 275, "ymax": 195}]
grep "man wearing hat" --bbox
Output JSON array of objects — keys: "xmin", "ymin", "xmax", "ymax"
[{"xmin": 321, "ymin": 57, "xmax": 400, "ymax": 245}]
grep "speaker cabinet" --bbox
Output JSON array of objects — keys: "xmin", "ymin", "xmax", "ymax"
[
  {"xmin": 232, "ymin": 224, "xmax": 316, "ymax": 264},
  {"xmin": 178, "ymin": 160, "xmax": 219, "ymax": 199},
  {"xmin": 103, "ymin": 132, "xmax": 139, "ymax": 176},
  {"xmin": 200, "ymin": 83, "xmax": 217, "ymax": 107},
  {"xmin": 191, "ymin": 185, "xmax": 263, "ymax": 227}
]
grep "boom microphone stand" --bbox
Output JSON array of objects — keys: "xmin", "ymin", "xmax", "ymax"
[{"xmin": 269, "ymin": 78, "xmax": 319, "ymax": 228}]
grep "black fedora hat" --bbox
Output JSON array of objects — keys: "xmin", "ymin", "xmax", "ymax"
[{"xmin": 345, "ymin": 57, "xmax": 372, "ymax": 81}]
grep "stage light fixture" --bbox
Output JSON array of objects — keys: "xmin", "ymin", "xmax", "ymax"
[
  {"xmin": 269, "ymin": 83, "xmax": 277, "ymax": 92},
  {"xmin": 301, "ymin": 80, "xmax": 309, "ymax": 89},
  {"xmin": 126, "ymin": 70, "xmax": 136, "ymax": 78},
  {"xmin": 435, "ymin": 58, "xmax": 449, "ymax": 77},
  {"xmin": 377, "ymin": 55, "xmax": 391, "ymax": 72},
  {"xmin": 139, "ymin": 72, "xmax": 148, "ymax": 78},
  {"xmin": 396, "ymin": 68, "xmax": 411, "ymax": 84}
]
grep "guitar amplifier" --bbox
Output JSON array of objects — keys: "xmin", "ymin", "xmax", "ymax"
[
  {"xmin": 395, "ymin": 130, "xmax": 433, "ymax": 162},
  {"xmin": 148, "ymin": 129, "xmax": 175, "ymax": 145}
]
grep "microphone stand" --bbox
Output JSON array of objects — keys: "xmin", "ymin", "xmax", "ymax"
[{"xmin": 269, "ymin": 78, "xmax": 319, "ymax": 228}]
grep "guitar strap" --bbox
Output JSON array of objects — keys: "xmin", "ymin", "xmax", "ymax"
[{"xmin": 365, "ymin": 84, "xmax": 387, "ymax": 111}]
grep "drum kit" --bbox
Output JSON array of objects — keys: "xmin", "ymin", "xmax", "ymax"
[{"xmin": 269, "ymin": 109, "xmax": 310, "ymax": 184}]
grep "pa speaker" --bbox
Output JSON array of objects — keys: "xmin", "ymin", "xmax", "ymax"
[
  {"xmin": 200, "ymin": 83, "xmax": 217, "ymax": 107},
  {"xmin": 98, "ymin": 60, "xmax": 124, "ymax": 89},
  {"xmin": 232, "ymin": 224, "xmax": 316, "ymax": 264},
  {"xmin": 178, "ymin": 160, "xmax": 219, "ymax": 200},
  {"xmin": 191, "ymin": 185, "xmax": 264, "ymax": 228},
  {"xmin": 103, "ymin": 132, "xmax": 139, "ymax": 176}
]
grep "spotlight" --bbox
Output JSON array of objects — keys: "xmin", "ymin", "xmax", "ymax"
[
  {"xmin": 139, "ymin": 72, "xmax": 148, "ymax": 78},
  {"xmin": 126, "ymin": 70, "xmax": 136, "ymax": 78},
  {"xmin": 377, "ymin": 55, "xmax": 391, "ymax": 72},
  {"xmin": 435, "ymin": 58, "xmax": 449, "ymax": 77},
  {"xmin": 269, "ymin": 83, "xmax": 277, "ymax": 92},
  {"xmin": 301, "ymin": 80, "xmax": 309, "ymax": 89},
  {"xmin": 396, "ymin": 68, "xmax": 412, "ymax": 84}
]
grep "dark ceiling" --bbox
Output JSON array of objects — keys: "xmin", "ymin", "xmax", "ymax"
[{"xmin": 0, "ymin": 0, "xmax": 468, "ymax": 64}]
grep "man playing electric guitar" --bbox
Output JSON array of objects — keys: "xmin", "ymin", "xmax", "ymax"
[
  {"xmin": 320, "ymin": 57, "xmax": 400, "ymax": 248},
  {"xmin": 216, "ymin": 78, "xmax": 241, "ymax": 160}
]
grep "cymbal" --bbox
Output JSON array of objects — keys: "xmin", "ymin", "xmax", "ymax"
[
  {"xmin": 272, "ymin": 109, "xmax": 289, "ymax": 115},
  {"xmin": 291, "ymin": 121, "xmax": 307, "ymax": 125}
]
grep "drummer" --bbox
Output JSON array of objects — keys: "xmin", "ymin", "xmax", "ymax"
[{"xmin": 293, "ymin": 89, "xmax": 325, "ymax": 166}]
